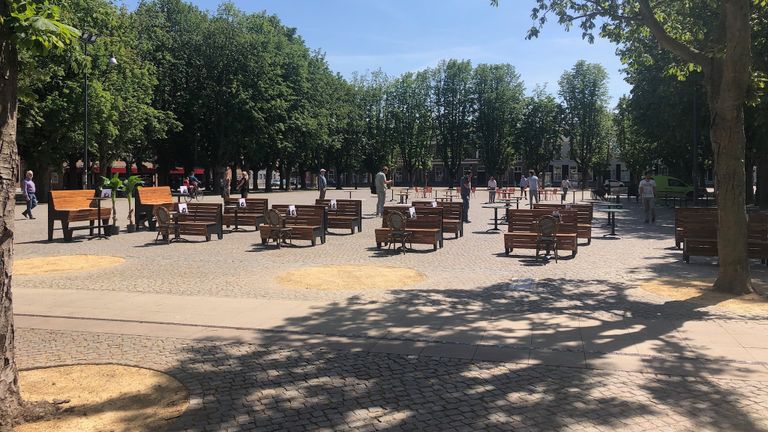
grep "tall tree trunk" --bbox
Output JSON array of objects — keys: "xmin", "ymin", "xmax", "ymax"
[
  {"xmin": 0, "ymin": 20, "xmax": 22, "ymax": 427},
  {"xmin": 707, "ymin": 0, "xmax": 752, "ymax": 294}
]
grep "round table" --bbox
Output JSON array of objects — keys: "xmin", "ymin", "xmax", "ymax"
[
  {"xmin": 599, "ymin": 208, "xmax": 629, "ymax": 238},
  {"xmin": 482, "ymin": 203, "xmax": 509, "ymax": 232}
]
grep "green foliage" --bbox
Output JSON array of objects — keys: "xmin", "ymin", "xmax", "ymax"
[
  {"xmin": 123, "ymin": 174, "xmax": 143, "ymax": 224},
  {"xmin": 432, "ymin": 59, "xmax": 474, "ymax": 185},
  {"xmin": 472, "ymin": 63, "xmax": 525, "ymax": 177},
  {"xmin": 100, "ymin": 173, "xmax": 122, "ymax": 223},
  {"xmin": 517, "ymin": 86, "xmax": 563, "ymax": 175},
  {"xmin": 4, "ymin": 0, "xmax": 80, "ymax": 54},
  {"xmin": 558, "ymin": 60, "xmax": 611, "ymax": 183}
]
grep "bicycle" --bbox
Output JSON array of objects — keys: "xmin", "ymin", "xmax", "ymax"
[{"xmin": 183, "ymin": 185, "xmax": 205, "ymax": 202}]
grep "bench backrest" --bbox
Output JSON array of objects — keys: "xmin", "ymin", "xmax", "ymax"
[
  {"xmin": 50, "ymin": 190, "xmax": 97, "ymax": 211},
  {"xmin": 177, "ymin": 202, "xmax": 222, "ymax": 224},
  {"xmin": 382, "ymin": 206, "xmax": 443, "ymax": 231},
  {"xmin": 272, "ymin": 204, "xmax": 326, "ymax": 228},
  {"xmin": 748, "ymin": 212, "xmax": 768, "ymax": 241},
  {"xmin": 136, "ymin": 186, "xmax": 172, "ymax": 206},
  {"xmin": 675, "ymin": 207, "xmax": 718, "ymax": 226},
  {"xmin": 225, "ymin": 197, "xmax": 268, "ymax": 214},
  {"xmin": 411, "ymin": 200, "xmax": 463, "ymax": 221},
  {"xmin": 506, "ymin": 208, "xmax": 578, "ymax": 233},
  {"xmin": 315, "ymin": 199, "xmax": 362, "ymax": 218},
  {"xmin": 534, "ymin": 203, "xmax": 593, "ymax": 223}
]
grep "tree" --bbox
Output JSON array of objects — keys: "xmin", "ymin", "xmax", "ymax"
[
  {"xmin": 357, "ymin": 71, "xmax": 392, "ymax": 178},
  {"xmin": 491, "ymin": 0, "xmax": 759, "ymax": 294},
  {"xmin": 517, "ymin": 86, "xmax": 563, "ymax": 176},
  {"xmin": 472, "ymin": 63, "xmax": 525, "ymax": 178},
  {"xmin": 432, "ymin": 59, "xmax": 474, "ymax": 186},
  {"xmin": 384, "ymin": 70, "xmax": 434, "ymax": 186},
  {"xmin": 614, "ymin": 96, "xmax": 656, "ymax": 188},
  {"xmin": 1, "ymin": 1, "xmax": 79, "ymax": 425},
  {"xmin": 558, "ymin": 60, "xmax": 610, "ymax": 186}
]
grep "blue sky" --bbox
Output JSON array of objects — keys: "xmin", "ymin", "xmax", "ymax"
[{"xmin": 120, "ymin": 0, "xmax": 631, "ymax": 104}]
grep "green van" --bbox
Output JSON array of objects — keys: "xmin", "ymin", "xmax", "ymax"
[{"xmin": 651, "ymin": 175, "xmax": 694, "ymax": 198}]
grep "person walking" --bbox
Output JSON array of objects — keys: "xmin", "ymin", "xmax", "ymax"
[
  {"xmin": 519, "ymin": 174, "xmax": 528, "ymax": 199},
  {"xmin": 639, "ymin": 172, "xmax": 657, "ymax": 223},
  {"xmin": 22, "ymin": 170, "xmax": 37, "ymax": 219},
  {"xmin": 487, "ymin": 176, "xmax": 497, "ymax": 203},
  {"xmin": 221, "ymin": 170, "xmax": 231, "ymax": 200},
  {"xmin": 527, "ymin": 170, "xmax": 540, "ymax": 208},
  {"xmin": 561, "ymin": 176, "xmax": 572, "ymax": 204},
  {"xmin": 461, "ymin": 170, "xmax": 472, "ymax": 223},
  {"xmin": 237, "ymin": 170, "xmax": 250, "ymax": 198},
  {"xmin": 318, "ymin": 169, "xmax": 327, "ymax": 200},
  {"xmin": 375, "ymin": 166, "xmax": 392, "ymax": 216}
]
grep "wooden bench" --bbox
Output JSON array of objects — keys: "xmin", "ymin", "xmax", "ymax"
[
  {"xmin": 534, "ymin": 203, "xmax": 593, "ymax": 245},
  {"xmin": 48, "ymin": 190, "xmax": 112, "ymax": 242},
  {"xmin": 683, "ymin": 223, "xmax": 718, "ymax": 263},
  {"xmin": 316, "ymin": 199, "xmax": 363, "ymax": 234},
  {"xmin": 223, "ymin": 198, "xmax": 268, "ymax": 231},
  {"xmin": 261, "ymin": 205, "xmax": 326, "ymax": 246},
  {"xmin": 135, "ymin": 186, "xmax": 174, "ymax": 230},
  {"xmin": 504, "ymin": 208, "xmax": 578, "ymax": 257},
  {"xmin": 675, "ymin": 207, "xmax": 718, "ymax": 249},
  {"xmin": 375, "ymin": 206, "xmax": 443, "ymax": 251},
  {"xmin": 412, "ymin": 201, "xmax": 463, "ymax": 238},
  {"xmin": 748, "ymin": 212, "xmax": 768, "ymax": 265},
  {"xmin": 175, "ymin": 202, "xmax": 223, "ymax": 241}
]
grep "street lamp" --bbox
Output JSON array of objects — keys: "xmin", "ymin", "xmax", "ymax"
[{"xmin": 81, "ymin": 32, "xmax": 117, "ymax": 189}]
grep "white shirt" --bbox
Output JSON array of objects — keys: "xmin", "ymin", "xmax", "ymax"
[
  {"xmin": 639, "ymin": 179, "xmax": 656, "ymax": 198},
  {"xmin": 561, "ymin": 179, "xmax": 571, "ymax": 190},
  {"xmin": 528, "ymin": 175, "xmax": 539, "ymax": 190},
  {"xmin": 488, "ymin": 179, "xmax": 497, "ymax": 189}
]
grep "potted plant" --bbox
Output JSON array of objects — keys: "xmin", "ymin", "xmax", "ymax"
[
  {"xmin": 101, "ymin": 174, "xmax": 124, "ymax": 235},
  {"xmin": 123, "ymin": 175, "xmax": 144, "ymax": 233}
]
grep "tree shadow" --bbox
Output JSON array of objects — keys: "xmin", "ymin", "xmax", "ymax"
[{"xmin": 157, "ymin": 277, "xmax": 767, "ymax": 431}]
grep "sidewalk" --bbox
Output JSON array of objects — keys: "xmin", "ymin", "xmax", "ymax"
[{"xmin": 14, "ymin": 287, "xmax": 768, "ymax": 381}]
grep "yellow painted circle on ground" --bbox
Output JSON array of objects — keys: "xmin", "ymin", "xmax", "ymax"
[
  {"xmin": 17, "ymin": 364, "xmax": 188, "ymax": 432},
  {"xmin": 640, "ymin": 278, "xmax": 768, "ymax": 315},
  {"xmin": 277, "ymin": 265, "xmax": 426, "ymax": 290},
  {"xmin": 14, "ymin": 255, "xmax": 125, "ymax": 275}
]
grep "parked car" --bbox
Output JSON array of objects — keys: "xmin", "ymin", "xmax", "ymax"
[
  {"xmin": 651, "ymin": 175, "xmax": 694, "ymax": 198},
  {"xmin": 270, "ymin": 179, "xmax": 281, "ymax": 187},
  {"xmin": 603, "ymin": 179, "xmax": 628, "ymax": 195}
]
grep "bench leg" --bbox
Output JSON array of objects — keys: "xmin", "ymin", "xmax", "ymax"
[
  {"xmin": 89, "ymin": 220, "xmax": 95, "ymax": 236},
  {"xmin": 376, "ymin": 242, "xmax": 381, "ymax": 249},
  {"xmin": 312, "ymin": 238, "xmax": 316, "ymax": 246}
]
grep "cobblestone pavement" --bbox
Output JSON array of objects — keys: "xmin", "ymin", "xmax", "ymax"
[
  {"xmin": 16, "ymin": 327, "xmax": 768, "ymax": 432},
  {"xmin": 12, "ymin": 189, "xmax": 768, "ymax": 430}
]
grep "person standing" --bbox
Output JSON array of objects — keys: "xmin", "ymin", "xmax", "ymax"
[
  {"xmin": 561, "ymin": 176, "xmax": 572, "ymax": 204},
  {"xmin": 527, "ymin": 170, "xmax": 540, "ymax": 208},
  {"xmin": 638, "ymin": 172, "xmax": 657, "ymax": 223},
  {"xmin": 22, "ymin": 170, "xmax": 37, "ymax": 219},
  {"xmin": 221, "ymin": 170, "xmax": 231, "ymax": 200},
  {"xmin": 318, "ymin": 168, "xmax": 328, "ymax": 200},
  {"xmin": 487, "ymin": 176, "xmax": 497, "ymax": 203},
  {"xmin": 375, "ymin": 166, "xmax": 392, "ymax": 216},
  {"xmin": 519, "ymin": 174, "xmax": 528, "ymax": 199},
  {"xmin": 461, "ymin": 170, "xmax": 472, "ymax": 223},
  {"xmin": 237, "ymin": 170, "xmax": 250, "ymax": 198}
]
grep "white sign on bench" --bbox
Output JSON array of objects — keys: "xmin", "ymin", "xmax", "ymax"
[
  {"xmin": 288, "ymin": 205, "xmax": 297, "ymax": 217},
  {"xmin": 408, "ymin": 207, "xmax": 416, "ymax": 218},
  {"xmin": 100, "ymin": 189, "xmax": 112, "ymax": 199},
  {"xmin": 179, "ymin": 186, "xmax": 188, "ymax": 194},
  {"xmin": 178, "ymin": 203, "xmax": 188, "ymax": 214},
  {"xmin": 238, "ymin": 198, "xmax": 247, "ymax": 208},
  {"xmin": 330, "ymin": 199, "xmax": 337, "ymax": 210}
]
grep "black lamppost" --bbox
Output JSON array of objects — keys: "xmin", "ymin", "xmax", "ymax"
[{"xmin": 81, "ymin": 32, "xmax": 117, "ymax": 189}]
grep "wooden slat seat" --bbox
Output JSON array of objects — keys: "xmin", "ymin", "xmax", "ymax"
[
  {"xmin": 223, "ymin": 198, "xmax": 268, "ymax": 231},
  {"xmin": 504, "ymin": 209, "xmax": 578, "ymax": 257},
  {"xmin": 316, "ymin": 199, "xmax": 363, "ymax": 234},
  {"xmin": 675, "ymin": 207, "xmax": 718, "ymax": 249},
  {"xmin": 48, "ymin": 190, "xmax": 112, "ymax": 242},
  {"xmin": 374, "ymin": 206, "xmax": 443, "ymax": 251},
  {"xmin": 135, "ymin": 186, "xmax": 174, "ymax": 230},
  {"xmin": 534, "ymin": 203, "xmax": 593, "ymax": 245},
  {"xmin": 412, "ymin": 201, "xmax": 463, "ymax": 238},
  {"xmin": 261, "ymin": 205, "xmax": 326, "ymax": 246},
  {"xmin": 176, "ymin": 202, "xmax": 223, "ymax": 241}
]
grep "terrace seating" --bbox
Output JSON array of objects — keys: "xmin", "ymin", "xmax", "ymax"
[
  {"xmin": 175, "ymin": 202, "xmax": 224, "ymax": 241},
  {"xmin": 135, "ymin": 186, "xmax": 174, "ymax": 231},
  {"xmin": 262, "ymin": 205, "xmax": 326, "ymax": 246},
  {"xmin": 412, "ymin": 200, "xmax": 463, "ymax": 238},
  {"xmin": 315, "ymin": 199, "xmax": 362, "ymax": 234},
  {"xmin": 534, "ymin": 203, "xmax": 593, "ymax": 245},
  {"xmin": 48, "ymin": 190, "xmax": 112, "ymax": 242},
  {"xmin": 504, "ymin": 208, "xmax": 578, "ymax": 258},
  {"xmin": 223, "ymin": 197, "xmax": 268, "ymax": 231},
  {"xmin": 674, "ymin": 207, "xmax": 718, "ymax": 249},
  {"xmin": 375, "ymin": 206, "xmax": 443, "ymax": 251}
]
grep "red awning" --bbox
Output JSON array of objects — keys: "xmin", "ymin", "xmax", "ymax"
[{"xmin": 170, "ymin": 167, "xmax": 204, "ymax": 175}]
